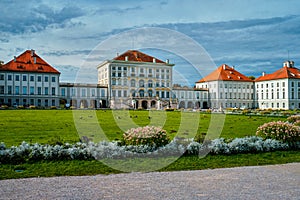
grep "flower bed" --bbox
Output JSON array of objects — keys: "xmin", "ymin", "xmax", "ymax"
[
  {"xmin": 0, "ymin": 136, "xmax": 298, "ymax": 164},
  {"xmin": 123, "ymin": 126, "xmax": 169, "ymax": 147},
  {"xmin": 256, "ymin": 121, "xmax": 300, "ymax": 143}
]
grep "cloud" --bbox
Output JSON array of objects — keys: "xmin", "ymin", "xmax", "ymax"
[{"xmin": 0, "ymin": 2, "xmax": 85, "ymax": 34}]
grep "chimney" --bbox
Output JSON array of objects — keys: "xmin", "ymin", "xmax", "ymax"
[
  {"xmin": 31, "ymin": 49, "xmax": 35, "ymax": 57},
  {"xmin": 262, "ymin": 72, "xmax": 266, "ymax": 76},
  {"xmin": 125, "ymin": 56, "xmax": 128, "ymax": 61},
  {"xmin": 153, "ymin": 58, "xmax": 156, "ymax": 63},
  {"xmin": 223, "ymin": 64, "xmax": 226, "ymax": 70},
  {"xmin": 289, "ymin": 61, "xmax": 294, "ymax": 68},
  {"xmin": 14, "ymin": 56, "xmax": 17, "ymax": 62},
  {"xmin": 34, "ymin": 57, "xmax": 37, "ymax": 64},
  {"xmin": 166, "ymin": 59, "xmax": 169, "ymax": 64},
  {"xmin": 232, "ymin": 65, "xmax": 235, "ymax": 70}
]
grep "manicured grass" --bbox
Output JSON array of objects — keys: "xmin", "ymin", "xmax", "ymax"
[
  {"xmin": 0, "ymin": 110, "xmax": 287, "ymax": 146},
  {"xmin": 0, "ymin": 150, "xmax": 299, "ymax": 180},
  {"xmin": 0, "ymin": 110, "xmax": 297, "ymax": 180}
]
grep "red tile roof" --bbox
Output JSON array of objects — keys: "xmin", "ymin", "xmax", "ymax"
[
  {"xmin": 196, "ymin": 64, "xmax": 253, "ymax": 83},
  {"xmin": 0, "ymin": 50, "xmax": 60, "ymax": 74},
  {"xmin": 255, "ymin": 66, "xmax": 300, "ymax": 81},
  {"xmin": 113, "ymin": 50, "xmax": 166, "ymax": 64}
]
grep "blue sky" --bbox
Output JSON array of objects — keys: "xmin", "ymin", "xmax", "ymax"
[{"xmin": 1, "ymin": 0, "xmax": 300, "ymax": 85}]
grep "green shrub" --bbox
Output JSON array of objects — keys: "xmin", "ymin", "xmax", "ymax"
[
  {"xmin": 256, "ymin": 121, "xmax": 300, "ymax": 143},
  {"xmin": 123, "ymin": 126, "xmax": 169, "ymax": 147}
]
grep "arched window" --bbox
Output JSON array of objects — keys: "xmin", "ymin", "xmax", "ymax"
[
  {"xmin": 139, "ymin": 80, "xmax": 144, "ymax": 87},
  {"xmin": 148, "ymin": 90, "xmax": 153, "ymax": 97},
  {"xmin": 148, "ymin": 80, "xmax": 153, "ymax": 87},
  {"xmin": 131, "ymin": 79, "xmax": 136, "ymax": 87},
  {"xmin": 139, "ymin": 89, "xmax": 144, "ymax": 97},
  {"xmin": 131, "ymin": 89, "xmax": 136, "ymax": 97}
]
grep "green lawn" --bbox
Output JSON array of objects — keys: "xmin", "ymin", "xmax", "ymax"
[
  {"xmin": 0, "ymin": 150, "xmax": 299, "ymax": 180},
  {"xmin": 0, "ymin": 109, "xmax": 298, "ymax": 180},
  {"xmin": 0, "ymin": 110, "xmax": 287, "ymax": 146}
]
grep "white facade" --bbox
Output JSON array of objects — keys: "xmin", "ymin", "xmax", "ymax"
[
  {"xmin": 255, "ymin": 78, "xmax": 300, "ymax": 110},
  {"xmin": 59, "ymin": 83, "xmax": 108, "ymax": 108},
  {"xmin": 196, "ymin": 80, "xmax": 255, "ymax": 109},
  {"xmin": 172, "ymin": 86, "xmax": 209, "ymax": 109},
  {"xmin": 0, "ymin": 71, "xmax": 60, "ymax": 107},
  {"xmin": 97, "ymin": 51, "xmax": 174, "ymax": 109}
]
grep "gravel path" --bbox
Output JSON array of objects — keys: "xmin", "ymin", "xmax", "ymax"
[{"xmin": 0, "ymin": 163, "xmax": 299, "ymax": 200}]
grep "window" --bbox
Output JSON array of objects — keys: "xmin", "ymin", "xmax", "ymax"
[
  {"xmin": 124, "ymin": 90, "xmax": 127, "ymax": 97},
  {"xmin": 0, "ymin": 86, "xmax": 4, "ymax": 94},
  {"xmin": 71, "ymin": 88, "xmax": 76, "ymax": 96},
  {"xmin": 112, "ymin": 66, "xmax": 116, "ymax": 70},
  {"xmin": 30, "ymin": 86, "xmax": 34, "ymax": 95},
  {"xmin": 131, "ymin": 67, "xmax": 135, "ymax": 72},
  {"xmin": 52, "ymin": 100, "xmax": 55, "ymax": 106},
  {"xmin": 123, "ymin": 67, "xmax": 127, "ymax": 70},
  {"xmin": 15, "ymin": 86, "xmax": 20, "ymax": 94},
  {"xmin": 81, "ymin": 89, "xmax": 86, "ymax": 97},
  {"xmin": 112, "ymin": 72, "xmax": 116, "ymax": 77},
  {"xmin": 7, "ymin": 74, "xmax": 12, "ymax": 81},
  {"xmin": 22, "ymin": 86, "xmax": 27, "ymax": 95},
  {"xmin": 45, "ymin": 87, "xmax": 49, "ymax": 95},
  {"xmin": 139, "ymin": 80, "xmax": 144, "ymax": 87},
  {"xmin": 118, "ymin": 67, "xmax": 121, "ymax": 70},
  {"xmin": 37, "ymin": 76, "xmax": 41, "ymax": 82},
  {"xmin": 156, "ymin": 82, "xmax": 159, "ymax": 87},
  {"xmin": 91, "ymin": 89, "xmax": 95, "ymax": 97},
  {"xmin": 140, "ymin": 68, "xmax": 144, "ymax": 73},
  {"xmin": 23, "ymin": 75, "xmax": 27, "ymax": 81},
  {"xmin": 30, "ymin": 76, "xmax": 34, "ymax": 81},
  {"xmin": 118, "ymin": 73, "xmax": 121, "ymax": 77},
  {"xmin": 148, "ymin": 90, "xmax": 153, "ymax": 97},
  {"xmin": 101, "ymin": 89, "xmax": 105, "ymax": 97},
  {"xmin": 292, "ymin": 82, "xmax": 294, "ymax": 87},
  {"xmin": 118, "ymin": 90, "xmax": 121, "ymax": 97},
  {"xmin": 8, "ymin": 86, "xmax": 12, "ymax": 94},
  {"xmin": 52, "ymin": 87, "xmax": 56, "ymax": 95},
  {"xmin": 148, "ymin": 80, "xmax": 153, "ymax": 87},
  {"xmin": 51, "ymin": 77, "xmax": 56, "ymax": 82},
  {"xmin": 45, "ymin": 76, "xmax": 49, "ymax": 82},
  {"xmin": 0, "ymin": 74, "xmax": 4, "ymax": 80},
  {"xmin": 282, "ymin": 82, "xmax": 285, "ymax": 87},
  {"xmin": 61, "ymin": 88, "xmax": 66, "ymax": 96},
  {"xmin": 130, "ymin": 79, "xmax": 135, "ymax": 87},
  {"xmin": 112, "ymin": 79, "xmax": 116, "ymax": 85},
  {"xmin": 45, "ymin": 100, "xmax": 48, "ymax": 107},
  {"xmin": 15, "ymin": 75, "xmax": 20, "ymax": 81},
  {"xmin": 149, "ymin": 69, "xmax": 152, "ymax": 73},
  {"xmin": 38, "ymin": 87, "xmax": 42, "ymax": 95}
]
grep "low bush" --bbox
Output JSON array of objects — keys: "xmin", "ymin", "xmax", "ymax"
[
  {"xmin": 287, "ymin": 115, "xmax": 300, "ymax": 123},
  {"xmin": 256, "ymin": 121, "xmax": 300, "ymax": 143},
  {"xmin": 0, "ymin": 136, "xmax": 298, "ymax": 164},
  {"xmin": 123, "ymin": 126, "xmax": 169, "ymax": 147}
]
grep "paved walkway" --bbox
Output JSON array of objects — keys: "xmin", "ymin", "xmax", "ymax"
[{"xmin": 0, "ymin": 163, "xmax": 299, "ymax": 199}]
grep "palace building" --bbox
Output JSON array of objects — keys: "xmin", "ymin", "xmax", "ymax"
[
  {"xmin": 195, "ymin": 64, "xmax": 255, "ymax": 109},
  {"xmin": 0, "ymin": 50, "xmax": 60, "ymax": 107},
  {"xmin": 0, "ymin": 49, "xmax": 299, "ymax": 110}
]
